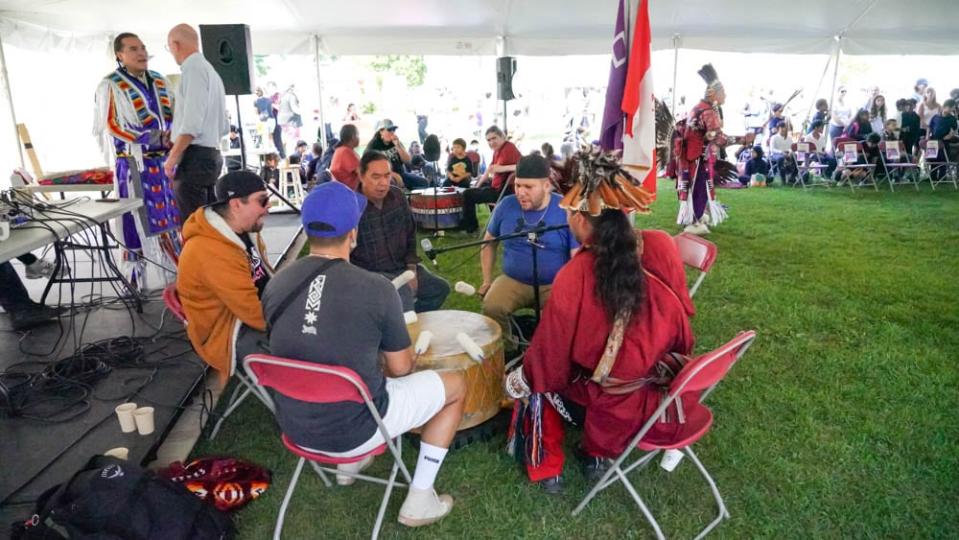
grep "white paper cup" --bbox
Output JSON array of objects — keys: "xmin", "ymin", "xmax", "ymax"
[
  {"xmin": 115, "ymin": 403, "xmax": 138, "ymax": 433},
  {"xmin": 104, "ymin": 447, "xmax": 129, "ymax": 460},
  {"xmin": 133, "ymin": 406, "xmax": 155, "ymax": 435}
]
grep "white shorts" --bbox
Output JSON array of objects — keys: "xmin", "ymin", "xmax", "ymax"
[{"xmin": 298, "ymin": 370, "xmax": 446, "ymax": 458}]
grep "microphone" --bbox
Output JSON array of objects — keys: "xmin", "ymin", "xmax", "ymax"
[
  {"xmin": 391, "ymin": 269, "xmax": 415, "ymax": 289},
  {"xmin": 423, "ymin": 134, "xmax": 442, "ymax": 162},
  {"xmin": 421, "ymin": 238, "xmax": 438, "ymax": 266},
  {"xmin": 456, "ymin": 332, "xmax": 485, "ymax": 363},
  {"xmin": 454, "ymin": 281, "xmax": 476, "ymax": 296}
]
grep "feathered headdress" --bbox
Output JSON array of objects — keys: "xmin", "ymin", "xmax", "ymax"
[
  {"xmin": 698, "ymin": 63, "xmax": 724, "ymax": 99},
  {"xmin": 559, "ymin": 149, "xmax": 654, "ymax": 216}
]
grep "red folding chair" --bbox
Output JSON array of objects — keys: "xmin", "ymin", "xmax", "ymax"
[
  {"xmin": 833, "ymin": 138, "xmax": 878, "ymax": 191},
  {"xmin": 792, "ymin": 142, "xmax": 829, "ymax": 189},
  {"xmin": 919, "ymin": 138, "xmax": 958, "ymax": 190},
  {"xmin": 572, "ymin": 331, "xmax": 757, "ymax": 540},
  {"xmin": 878, "ymin": 141, "xmax": 921, "ymax": 191},
  {"xmin": 244, "ymin": 354, "xmax": 412, "ymax": 540},
  {"xmin": 161, "ymin": 283, "xmax": 187, "ymax": 324},
  {"xmin": 673, "ymin": 233, "xmax": 717, "ymax": 298}
]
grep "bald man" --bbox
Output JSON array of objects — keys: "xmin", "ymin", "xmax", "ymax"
[{"xmin": 165, "ymin": 23, "xmax": 229, "ymax": 222}]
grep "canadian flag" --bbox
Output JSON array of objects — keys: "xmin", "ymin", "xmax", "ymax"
[{"xmin": 619, "ymin": 0, "xmax": 656, "ymax": 197}]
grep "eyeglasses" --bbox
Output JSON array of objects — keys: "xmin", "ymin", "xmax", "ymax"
[{"xmin": 254, "ymin": 195, "xmax": 271, "ymax": 208}]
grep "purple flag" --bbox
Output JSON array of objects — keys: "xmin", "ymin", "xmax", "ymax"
[{"xmin": 599, "ymin": 0, "xmax": 629, "ymax": 151}]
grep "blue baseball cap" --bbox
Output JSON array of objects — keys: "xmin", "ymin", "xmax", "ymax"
[{"xmin": 301, "ymin": 182, "xmax": 367, "ymax": 238}]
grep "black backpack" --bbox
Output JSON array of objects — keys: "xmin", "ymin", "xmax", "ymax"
[{"xmin": 11, "ymin": 455, "xmax": 235, "ymax": 540}]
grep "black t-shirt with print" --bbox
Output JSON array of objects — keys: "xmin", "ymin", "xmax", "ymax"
[
  {"xmin": 261, "ymin": 257, "xmax": 411, "ymax": 452},
  {"xmin": 367, "ymin": 136, "xmax": 405, "ymax": 174},
  {"xmin": 446, "ymin": 155, "xmax": 475, "ymax": 185},
  {"xmin": 240, "ymin": 233, "xmax": 270, "ymax": 297}
]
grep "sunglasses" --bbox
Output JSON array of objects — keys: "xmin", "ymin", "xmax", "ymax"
[{"xmin": 252, "ymin": 195, "xmax": 271, "ymax": 208}]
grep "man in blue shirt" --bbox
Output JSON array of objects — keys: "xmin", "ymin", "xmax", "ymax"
[{"xmin": 479, "ymin": 155, "xmax": 578, "ymax": 353}]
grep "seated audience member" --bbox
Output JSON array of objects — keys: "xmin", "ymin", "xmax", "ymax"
[
  {"xmin": 769, "ymin": 123, "xmax": 797, "ymax": 184},
  {"xmin": 881, "ymin": 118, "xmax": 899, "ymax": 141},
  {"xmin": 330, "ymin": 124, "xmax": 361, "ymax": 190},
  {"xmin": 288, "ymin": 140, "xmax": 309, "ymax": 165},
  {"xmin": 0, "ymin": 261, "xmax": 61, "ymax": 331},
  {"xmin": 178, "ymin": 171, "xmax": 272, "ymax": 382},
  {"xmin": 541, "ymin": 143, "xmax": 559, "ymax": 162},
  {"xmin": 353, "ymin": 151, "xmax": 449, "ymax": 312},
  {"xmin": 844, "ymin": 109, "xmax": 873, "ymax": 141},
  {"xmin": 479, "ymin": 155, "xmax": 578, "ymax": 354},
  {"xmin": 802, "ymin": 121, "xmax": 837, "ymax": 178},
  {"xmin": 262, "ymin": 181, "xmax": 464, "ymax": 526},
  {"xmin": 261, "ymin": 153, "xmax": 280, "ymax": 186},
  {"xmin": 899, "ymin": 99, "xmax": 921, "ymax": 158},
  {"xmin": 461, "ymin": 126, "xmax": 522, "ymax": 233},
  {"xmin": 738, "ymin": 145, "xmax": 769, "ymax": 185},
  {"xmin": 930, "ymin": 99, "xmax": 959, "ymax": 161},
  {"xmin": 366, "ymin": 119, "xmax": 429, "ymax": 190},
  {"xmin": 504, "ymin": 156, "xmax": 694, "ymax": 492},
  {"xmin": 444, "ymin": 138, "xmax": 475, "ymax": 188},
  {"xmin": 303, "ymin": 142, "xmax": 323, "ymax": 185}
]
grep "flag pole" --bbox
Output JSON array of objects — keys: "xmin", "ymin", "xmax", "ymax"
[{"xmin": 671, "ymin": 34, "xmax": 680, "ymax": 116}]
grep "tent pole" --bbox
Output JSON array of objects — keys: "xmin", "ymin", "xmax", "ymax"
[
  {"xmin": 671, "ymin": 33, "xmax": 680, "ymax": 115},
  {"xmin": 826, "ymin": 34, "xmax": 843, "ymax": 145},
  {"xmin": 0, "ymin": 33, "xmax": 24, "ymax": 169},
  {"xmin": 313, "ymin": 34, "xmax": 327, "ymax": 149}
]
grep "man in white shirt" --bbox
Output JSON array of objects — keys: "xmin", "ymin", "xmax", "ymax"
[
  {"xmin": 801, "ymin": 121, "xmax": 836, "ymax": 179},
  {"xmin": 769, "ymin": 124, "xmax": 797, "ymax": 185},
  {"xmin": 164, "ymin": 23, "xmax": 229, "ymax": 223}
]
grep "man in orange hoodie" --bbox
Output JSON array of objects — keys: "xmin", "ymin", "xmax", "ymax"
[{"xmin": 177, "ymin": 171, "xmax": 273, "ymax": 381}]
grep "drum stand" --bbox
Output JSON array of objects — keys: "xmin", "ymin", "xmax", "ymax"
[{"xmin": 424, "ymin": 222, "xmax": 568, "ymax": 325}]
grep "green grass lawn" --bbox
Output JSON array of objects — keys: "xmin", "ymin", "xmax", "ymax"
[{"xmin": 194, "ymin": 181, "xmax": 959, "ymax": 539}]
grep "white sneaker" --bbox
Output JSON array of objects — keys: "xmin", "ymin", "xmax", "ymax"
[
  {"xmin": 335, "ymin": 455, "xmax": 374, "ymax": 486},
  {"xmin": 24, "ymin": 259, "xmax": 56, "ymax": 279},
  {"xmin": 397, "ymin": 487, "xmax": 454, "ymax": 527}
]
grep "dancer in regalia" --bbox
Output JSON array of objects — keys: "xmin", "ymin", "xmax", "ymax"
[
  {"xmin": 94, "ymin": 32, "xmax": 180, "ymax": 289},
  {"xmin": 671, "ymin": 64, "xmax": 751, "ymax": 235}
]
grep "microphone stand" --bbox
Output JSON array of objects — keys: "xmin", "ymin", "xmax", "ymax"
[{"xmin": 426, "ymin": 223, "xmax": 568, "ymax": 325}]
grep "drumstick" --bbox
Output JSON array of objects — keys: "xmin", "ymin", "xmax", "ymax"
[
  {"xmin": 414, "ymin": 331, "xmax": 433, "ymax": 355},
  {"xmin": 456, "ymin": 332, "xmax": 485, "ymax": 363},
  {"xmin": 454, "ymin": 281, "xmax": 476, "ymax": 296},
  {"xmin": 392, "ymin": 270, "xmax": 416, "ymax": 289},
  {"xmin": 404, "ymin": 311, "xmax": 418, "ymax": 325}
]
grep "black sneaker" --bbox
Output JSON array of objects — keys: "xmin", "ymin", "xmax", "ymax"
[
  {"xmin": 578, "ymin": 453, "xmax": 612, "ymax": 485},
  {"xmin": 537, "ymin": 475, "xmax": 564, "ymax": 495},
  {"xmin": 11, "ymin": 304, "xmax": 62, "ymax": 331}
]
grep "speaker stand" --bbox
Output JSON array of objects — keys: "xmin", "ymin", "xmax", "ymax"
[
  {"xmin": 502, "ymin": 100, "xmax": 508, "ymax": 137},
  {"xmin": 235, "ymin": 95, "xmax": 247, "ymax": 169}
]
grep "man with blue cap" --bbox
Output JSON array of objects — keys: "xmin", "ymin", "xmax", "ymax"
[{"xmin": 261, "ymin": 181, "xmax": 465, "ymax": 528}]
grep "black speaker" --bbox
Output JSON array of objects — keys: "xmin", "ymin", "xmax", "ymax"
[
  {"xmin": 199, "ymin": 24, "xmax": 254, "ymax": 96},
  {"xmin": 496, "ymin": 56, "xmax": 516, "ymax": 101}
]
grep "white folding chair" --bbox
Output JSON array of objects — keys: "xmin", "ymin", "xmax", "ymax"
[{"xmin": 673, "ymin": 233, "xmax": 717, "ymax": 298}]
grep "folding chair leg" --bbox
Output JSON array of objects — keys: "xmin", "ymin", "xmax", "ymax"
[
  {"xmin": 209, "ymin": 386, "xmax": 252, "ymax": 440},
  {"xmin": 684, "ymin": 446, "xmax": 729, "ymax": 540},
  {"xmin": 616, "ymin": 467, "xmax": 666, "ymax": 540},
  {"xmin": 599, "ymin": 450, "xmax": 659, "ymax": 492},
  {"xmin": 372, "ymin": 459, "xmax": 402, "ymax": 540},
  {"xmin": 275, "ymin": 457, "xmax": 305, "ymax": 540},
  {"xmin": 237, "ymin": 372, "xmax": 276, "ymax": 412},
  {"xmin": 309, "ymin": 460, "xmax": 333, "ymax": 488}
]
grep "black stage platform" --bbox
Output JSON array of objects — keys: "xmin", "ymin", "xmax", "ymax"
[{"xmin": 0, "ymin": 297, "xmax": 206, "ymax": 526}]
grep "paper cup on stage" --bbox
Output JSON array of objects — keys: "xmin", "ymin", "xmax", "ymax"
[
  {"xmin": 115, "ymin": 403, "xmax": 138, "ymax": 433},
  {"xmin": 133, "ymin": 406, "xmax": 155, "ymax": 435},
  {"xmin": 104, "ymin": 447, "xmax": 129, "ymax": 460}
]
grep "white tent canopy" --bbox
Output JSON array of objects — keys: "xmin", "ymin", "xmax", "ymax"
[{"xmin": 1, "ymin": 0, "xmax": 956, "ymax": 56}]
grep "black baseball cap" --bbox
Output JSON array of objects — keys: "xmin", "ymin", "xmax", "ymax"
[
  {"xmin": 211, "ymin": 171, "xmax": 267, "ymax": 205},
  {"xmin": 515, "ymin": 154, "xmax": 551, "ymax": 179}
]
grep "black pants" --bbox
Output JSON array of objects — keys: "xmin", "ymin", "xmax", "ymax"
[
  {"xmin": 174, "ymin": 145, "xmax": 223, "ymax": 222},
  {"xmin": 0, "ymin": 261, "xmax": 34, "ymax": 313},
  {"xmin": 461, "ymin": 185, "xmax": 512, "ymax": 233}
]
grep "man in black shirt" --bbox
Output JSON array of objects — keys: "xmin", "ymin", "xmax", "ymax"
[
  {"xmin": 262, "ymin": 181, "xmax": 464, "ymax": 528},
  {"xmin": 366, "ymin": 119, "xmax": 429, "ymax": 190}
]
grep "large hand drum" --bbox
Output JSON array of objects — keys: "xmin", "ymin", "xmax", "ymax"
[
  {"xmin": 410, "ymin": 187, "xmax": 464, "ymax": 230},
  {"xmin": 407, "ymin": 310, "xmax": 505, "ymax": 430}
]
